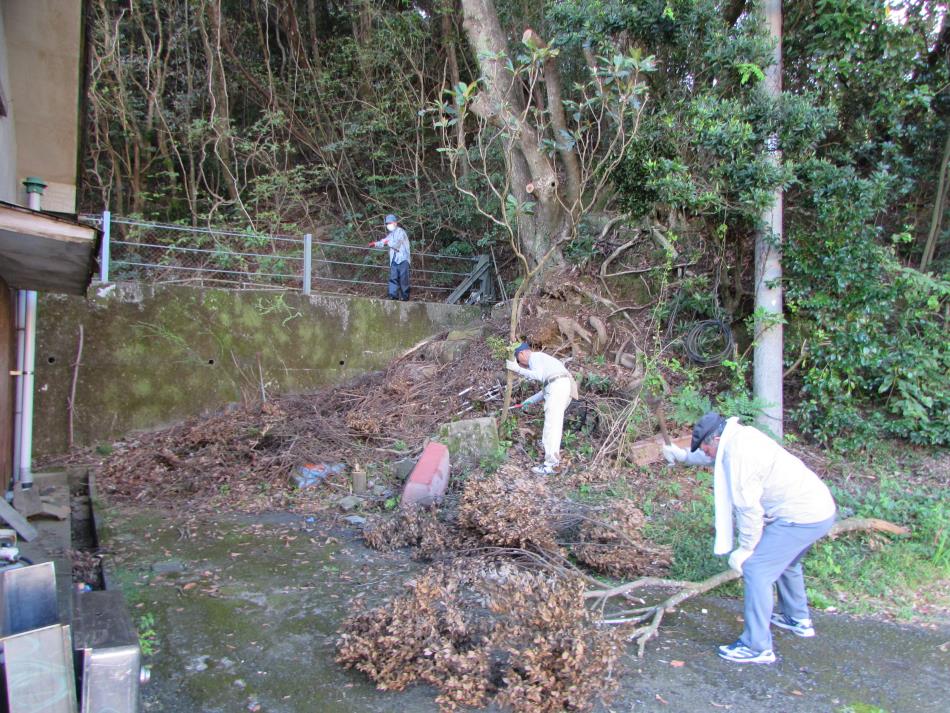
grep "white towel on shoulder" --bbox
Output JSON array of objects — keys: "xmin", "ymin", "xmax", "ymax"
[{"xmin": 713, "ymin": 417, "xmax": 741, "ymax": 555}]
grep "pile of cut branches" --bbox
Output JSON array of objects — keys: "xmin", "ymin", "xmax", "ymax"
[
  {"xmin": 337, "ymin": 558, "xmax": 625, "ymax": 712},
  {"xmin": 94, "ymin": 330, "xmax": 505, "ymax": 510},
  {"xmin": 362, "ymin": 468, "xmax": 667, "ymax": 580},
  {"xmin": 571, "ymin": 499, "xmax": 672, "ymax": 578},
  {"xmin": 457, "ymin": 465, "xmax": 564, "ymax": 552}
]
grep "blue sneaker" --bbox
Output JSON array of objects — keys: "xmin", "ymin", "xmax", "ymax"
[
  {"xmin": 771, "ymin": 613, "xmax": 816, "ymax": 638},
  {"xmin": 717, "ymin": 641, "xmax": 776, "ymax": 664}
]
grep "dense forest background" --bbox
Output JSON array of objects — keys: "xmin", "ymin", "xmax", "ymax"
[{"xmin": 81, "ymin": 0, "xmax": 949, "ymax": 449}]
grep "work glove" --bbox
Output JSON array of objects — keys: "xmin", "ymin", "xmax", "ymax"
[
  {"xmin": 662, "ymin": 443, "xmax": 687, "ymax": 465},
  {"xmin": 512, "ymin": 403, "xmax": 523, "ymax": 410},
  {"xmin": 505, "ymin": 360, "xmax": 519, "ymax": 372},
  {"xmin": 728, "ymin": 548, "xmax": 753, "ymax": 574},
  {"xmin": 522, "ymin": 393, "xmax": 543, "ymax": 407},
  {"xmin": 367, "ymin": 241, "xmax": 377, "ymax": 247}
]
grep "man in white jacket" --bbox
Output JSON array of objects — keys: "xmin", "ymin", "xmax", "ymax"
[
  {"xmin": 663, "ymin": 411, "xmax": 836, "ymax": 664},
  {"xmin": 506, "ymin": 343, "xmax": 578, "ymax": 475}
]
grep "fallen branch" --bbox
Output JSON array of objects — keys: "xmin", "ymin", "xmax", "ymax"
[{"xmin": 587, "ymin": 516, "xmax": 909, "ymax": 656}]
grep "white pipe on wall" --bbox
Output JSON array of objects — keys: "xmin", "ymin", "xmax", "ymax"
[
  {"xmin": 14, "ymin": 177, "xmax": 46, "ymax": 490},
  {"xmin": 11, "ymin": 292, "xmax": 26, "ymax": 489},
  {"xmin": 17, "ymin": 290, "xmax": 37, "ymax": 488}
]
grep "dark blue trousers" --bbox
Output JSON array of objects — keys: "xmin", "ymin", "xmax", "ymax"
[{"xmin": 388, "ymin": 260, "xmax": 410, "ymax": 300}]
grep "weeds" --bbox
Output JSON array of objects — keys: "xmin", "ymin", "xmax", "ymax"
[
  {"xmin": 138, "ymin": 612, "xmax": 159, "ymax": 656},
  {"xmin": 806, "ymin": 477, "xmax": 950, "ymax": 621}
]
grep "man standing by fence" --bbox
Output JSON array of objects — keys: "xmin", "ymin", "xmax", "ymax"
[{"xmin": 369, "ymin": 214, "xmax": 411, "ymax": 301}]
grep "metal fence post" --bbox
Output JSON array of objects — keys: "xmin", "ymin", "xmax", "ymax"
[
  {"xmin": 100, "ymin": 209, "xmax": 111, "ymax": 283},
  {"xmin": 302, "ymin": 233, "xmax": 312, "ymax": 295}
]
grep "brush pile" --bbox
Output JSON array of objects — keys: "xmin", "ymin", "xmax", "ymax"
[
  {"xmin": 336, "ymin": 558, "xmax": 625, "ymax": 712},
  {"xmin": 457, "ymin": 466, "xmax": 563, "ymax": 552},
  {"xmin": 95, "ymin": 332, "xmax": 504, "ymax": 510},
  {"xmin": 361, "ymin": 505, "xmax": 471, "ymax": 559},
  {"xmin": 571, "ymin": 499, "xmax": 672, "ymax": 578},
  {"xmin": 345, "ymin": 468, "xmax": 671, "ymax": 710},
  {"xmin": 362, "ymin": 468, "xmax": 667, "ymax": 575}
]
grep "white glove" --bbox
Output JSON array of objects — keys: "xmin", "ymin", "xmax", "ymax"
[
  {"xmin": 662, "ymin": 443, "xmax": 687, "ymax": 464},
  {"xmin": 728, "ymin": 548, "xmax": 753, "ymax": 573},
  {"xmin": 505, "ymin": 360, "xmax": 519, "ymax": 372}
]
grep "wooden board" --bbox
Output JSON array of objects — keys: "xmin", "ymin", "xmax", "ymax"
[{"xmin": 0, "ymin": 497, "xmax": 38, "ymax": 541}]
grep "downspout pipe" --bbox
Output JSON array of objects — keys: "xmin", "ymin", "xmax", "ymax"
[
  {"xmin": 17, "ymin": 291, "xmax": 37, "ymax": 489},
  {"xmin": 15, "ymin": 177, "xmax": 47, "ymax": 490},
  {"xmin": 11, "ymin": 295, "xmax": 25, "ymax": 491}
]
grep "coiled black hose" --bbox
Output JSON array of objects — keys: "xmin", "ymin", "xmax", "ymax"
[{"xmin": 684, "ymin": 319, "xmax": 734, "ymax": 365}]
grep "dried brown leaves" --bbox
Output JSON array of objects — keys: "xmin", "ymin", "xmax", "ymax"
[
  {"xmin": 337, "ymin": 558, "xmax": 624, "ymax": 712},
  {"xmin": 362, "ymin": 506, "xmax": 469, "ymax": 560},
  {"xmin": 458, "ymin": 466, "xmax": 562, "ymax": 552},
  {"xmin": 572, "ymin": 500, "xmax": 671, "ymax": 578}
]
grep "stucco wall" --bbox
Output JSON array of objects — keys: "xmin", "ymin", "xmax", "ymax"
[
  {"xmin": 33, "ymin": 284, "xmax": 479, "ymax": 457},
  {"xmin": 0, "ymin": 7, "xmax": 17, "ymax": 203},
  {"xmin": 3, "ymin": 0, "xmax": 83, "ymax": 211}
]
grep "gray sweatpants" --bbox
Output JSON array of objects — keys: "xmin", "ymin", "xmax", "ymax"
[{"xmin": 739, "ymin": 513, "xmax": 836, "ymax": 652}]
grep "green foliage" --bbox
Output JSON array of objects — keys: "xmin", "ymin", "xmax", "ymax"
[
  {"xmin": 670, "ymin": 385, "xmax": 710, "ymax": 426},
  {"xmin": 785, "ymin": 163, "xmax": 950, "ymax": 447},
  {"xmin": 835, "ymin": 704, "xmax": 888, "ymax": 713},
  {"xmin": 581, "ymin": 372, "xmax": 613, "ymax": 394},
  {"xmin": 479, "ymin": 441, "xmax": 511, "ymax": 474},
  {"xmin": 665, "ymin": 355, "xmax": 772, "ymax": 431},
  {"xmin": 807, "ymin": 477, "xmax": 949, "ymax": 620},
  {"xmin": 486, "ymin": 335, "xmax": 517, "ymax": 360},
  {"xmin": 137, "ymin": 612, "xmax": 158, "ymax": 657},
  {"xmin": 645, "ymin": 479, "xmax": 736, "ymax": 585}
]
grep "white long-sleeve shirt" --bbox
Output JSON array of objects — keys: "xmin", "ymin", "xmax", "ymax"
[
  {"xmin": 711, "ymin": 418, "xmax": 836, "ymax": 554},
  {"xmin": 508, "ymin": 352, "xmax": 575, "ymax": 404}
]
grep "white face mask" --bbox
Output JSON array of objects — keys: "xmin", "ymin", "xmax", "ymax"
[{"xmin": 386, "ymin": 223, "xmax": 397, "ymax": 232}]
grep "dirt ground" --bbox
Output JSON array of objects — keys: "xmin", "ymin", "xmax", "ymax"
[{"xmin": 100, "ymin": 505, "xmax": 949, "ymax": 713}]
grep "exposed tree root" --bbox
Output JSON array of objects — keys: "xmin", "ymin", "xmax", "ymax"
[{"xmin": 585, "ymin": 516, "xmax": 910, "ymax": 656}]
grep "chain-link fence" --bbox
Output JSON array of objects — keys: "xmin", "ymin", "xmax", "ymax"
[{"xmin": 81, "ymin": 213, "xmax": 488, "ymax": 301}]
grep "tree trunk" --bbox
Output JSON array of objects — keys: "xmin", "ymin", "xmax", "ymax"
[
  {"xmin": 459, "ymin": 0, "xmax": 567, "ymax": 274},
  {"xmin": 753, "ymin": 0, "xmax": 784, "ymax": 439},
  {"xmin": 919, "ymin": 127, "xmax": 950, "ymax": 272},
  {"xmin": 441, "ymin": 8, "xmax": 468, "ymax": 180}
]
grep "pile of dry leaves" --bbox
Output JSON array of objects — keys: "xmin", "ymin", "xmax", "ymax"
[
  {"xmin": 95, "ymin": 331, "xmax": 503, "ymax": 510},
  {"xmin": 346, "ymin": 467, "xmax": 668, "ymax": 710},
  {"xmin": 361, "ymin": 505, "xmax": 473, "ymax": 559},
  {"xmin": 362, "ymin": 468, "xmax": 667, "ymax": 575},
  {"xmin": 571, "ymin": 499, "xmax": 672, "ymax": 578},
  {"xmin": 457, "ymin": 465, "xmax": 563, "ymax": 552},
  {"xmin": 336, "ymin": 558, "xmax": 625, "ymax": 712}
]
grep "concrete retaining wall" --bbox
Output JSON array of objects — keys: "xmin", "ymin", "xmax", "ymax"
[{"xmin": 33, "ymin": 283, "xmax": 479, "ymax": 457}]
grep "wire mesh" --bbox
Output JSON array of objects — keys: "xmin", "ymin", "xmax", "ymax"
[{"xmin": 81, "ymin": 215, "xmax": 481, "ymax": 299}]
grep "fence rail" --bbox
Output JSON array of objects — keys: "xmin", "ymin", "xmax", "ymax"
[{"xmin": 81, "ymin": 212, "xmax": 495, "ymax": 302}]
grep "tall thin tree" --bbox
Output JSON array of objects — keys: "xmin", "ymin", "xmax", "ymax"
[{"xmin": 753, "ymin": 0, "xmax": 784, "ymax": 438}]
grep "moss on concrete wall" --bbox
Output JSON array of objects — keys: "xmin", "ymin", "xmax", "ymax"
[{"xmin": 33, "ymin": 283, "xmax": 478, "ymax": 457}]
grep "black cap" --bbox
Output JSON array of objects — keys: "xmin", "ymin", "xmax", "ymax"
[
  {"xmin": 513, "ymin": 342, "xmax": 530, "ymax": 358},
  {"xmin": 691, "ymin": 411, "xmax": 725, "ymax": 452}
]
